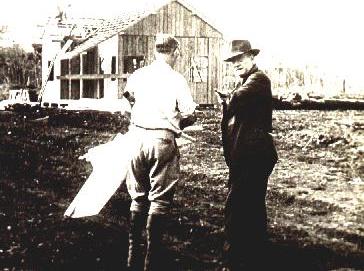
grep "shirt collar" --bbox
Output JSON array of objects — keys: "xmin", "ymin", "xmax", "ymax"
[{"xmin": 153, "ymin": 59, "xmax": 173, "ymax": 70}]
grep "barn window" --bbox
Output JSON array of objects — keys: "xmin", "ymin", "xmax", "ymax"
[
  {"xmin": 123, "ymin": 56, "xmax": 145, "ymax": 74},
  {"xmin": 190, "ymin": 56, "xmax": 208, "ymax": 83},
  {"xmin": 60, "ymin": 80, "xmax": 69, "ymax": 99},
  {"xmin": 99, "ymin": 57, "xmax": 104, "ymax": 74},
  {"xmin": 71, "ymin": 80, "xmax": 80, "ymax": 99},
  {"xmin": 61, "ymin": 59, "xmax": 69, "ymax": 76},
  {"xmin": 111, "ymin": 56, "xmax": 116, "ymax": 81},
  {"xmin": 70, "ymin": 57, "xmax": 80, "ymax": 74},
  {"xmin": 48, "ymin": 61, "xmax": 54, "ymax": 81},
  {"xmin": 82, "ymin": 47, "xmax": 97, "ymax": 74},
  {"xmin": 83, "ymin": 79, "xmax": 97, "ymax": 98},
  {"xmin": 99, "ymin": 79, "xmax": 104, "ymax": 98}
]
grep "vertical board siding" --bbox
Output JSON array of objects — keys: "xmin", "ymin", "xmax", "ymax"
[
  {"xmin": 124, "ymin": 2, "xmax": 222, "ymax": 38},
  {"xmin": 158, "ymin": 7, "xmax": 164, "ymax": 33},
  {"xmin": 195, "ymin": 16, "xmax": 202, "ymax": 36},
  {"xmin": 118, "ymin": 34, "xmax": 124, "ymax": 97},
  {"xmin": 119, "ymin": 1, "xmax": 223, "ymax": 104},
  {"xmin": 147, "ymin": 36, "xmax": 155, "ymax": 64},
  {"xmin": 174, "ymin": 1, "xmax": 180, "ymax": 35},
  {"xmin": 122, "ymin": 35, "xmax": 149, "ymax": 57},
  {"xmin": 198, "ymin": 38, "xmax": 208, "ymax": 56},
  {"xmin": 179, "ymin": 4, "xmax": 185, "ymax": 36},
  {"xmin": 195, "ymin": 37, "xmax": 208, "ymax": 103},
  {"xmin": 163, "ymin": 6, "xmax": 169, "ymax": 33},
  {"xmin": 184, "ymin": 6, "xmax": 193, "ymax": 37},
  {"xmin": 187, "ymin": 37, "xmax": 196, "ymax": 99},
  {"xmin": 168, "ymin": 3, "xmax": 173, "ymax": 35},
  {"xmin": 208, "ymin": 38, "xmax": 220, "ymax": 104}
]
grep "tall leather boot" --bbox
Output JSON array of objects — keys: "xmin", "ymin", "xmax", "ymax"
[
  {"xmin": 143, "ymin": 214, "xmax": 164, "ymax": 271},
  {"xmin": 127, "ymin": 212, "xmax": 146, "ymax": 271}
]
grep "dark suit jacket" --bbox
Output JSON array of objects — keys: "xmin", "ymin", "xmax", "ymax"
[{"xmin": 221, "ymin": 67, "xmax": 278, "ymax": 168}]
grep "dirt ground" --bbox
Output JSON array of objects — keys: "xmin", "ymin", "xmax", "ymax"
[{"xmin": 0, "ymin": 107, "xmax": 363, "ymax": 270}]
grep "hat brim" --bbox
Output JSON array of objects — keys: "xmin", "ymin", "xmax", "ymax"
[{"xmin": 223, "ymin": 49, "xmax": 260, "ymax": 62}]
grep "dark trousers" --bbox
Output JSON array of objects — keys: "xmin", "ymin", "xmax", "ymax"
[{"xmin": 224, "ymin": 157, "xmax": 275, "ymax": 268}]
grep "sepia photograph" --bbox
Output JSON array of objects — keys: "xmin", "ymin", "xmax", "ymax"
[{"xmin": 0, "ymin": 0, "xmax": 363, "ymax": 270}]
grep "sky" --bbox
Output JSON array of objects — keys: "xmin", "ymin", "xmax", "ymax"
[{"xmin": 0, "ymin": 0, "xmax": 363, "ymax": 83}]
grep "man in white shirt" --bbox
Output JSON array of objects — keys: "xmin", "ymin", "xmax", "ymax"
[{"xmin": 123, "ymin": 33, "xmax": 196, "ymax": 271}]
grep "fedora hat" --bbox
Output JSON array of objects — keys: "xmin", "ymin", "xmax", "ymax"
[{"xmin": 224, "ymin": 40, "xmax": 260, "ymax": 62}]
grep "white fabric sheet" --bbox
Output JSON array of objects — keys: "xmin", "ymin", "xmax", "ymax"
[{"xmin": 64, "ymin": 132, "xmax": 132, "ymax": 218}]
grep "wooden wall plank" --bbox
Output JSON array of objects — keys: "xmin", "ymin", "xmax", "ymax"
[
  {"xmin": 129, "ymin": 35, "xmax": 136, "ymax": 55},
  {"xmin": 210, "ymin": 37, "xmax": 222, "ymax": 104},
  {"xmin": 168, "ymin": 2, "xmax": 174, "ymax": 35},
  {"xmin": 151, "ymin": 14, "xmax": 157, "ymax": 35},
  {"xmin": 125, "ymin": 35, "xmax": 130, "ymax": 55},
  {"xmin": 154, "ymin": 11, "xmax": 160, "ymax": 33},
  {"xmin": 189, "ymin": 10, "xmax": 195, "ymax": 37},
  {"xmin": 58, "ymin": 74, "xmax": 129, "ymax": 80},
  {"xmin": 208, "ymin": 38, "xmax": 214, "ymax": 104},
  {"xmin": 199, "ymin": 18, "xmax": 207, "ymax": 37},
  {"xmin": 172, "ymin": 3, "xmax": 177, "ymax": 35},
  {"xmin": 142, "ymin": 35, "xmax": 148, "ymax": 56},
  {"xmin": 133, "ymin": 36, "xmax": 137, "ymax": 55},
  {"xmin": 179, "ymin": 4, "xmax": 184, "ymax": 36},
  {"xmin": 123, "ymin": 35, "xmax": 128, "ymax": 56},
  {"xmin": 135, "ymin": 36, "xmax": 141, "ymax": 55},
  {"xmin": 174, "ymin": 2, "xmax": 180, "ymax": 36},
  {"xmin": 158, "ymin": 7, "xmax": 164, "ymax": 33},
  {"xmin": 134, "ymin": 18, "xmax": 140, "ymax": 35},
  {"xmin": 118, "ymin": 34, "xmax": 124, "ymax": 95},
  {"xmin": 197, "ymin": 37, "xmax": 208, "ymax": 56},
  {"xmin": 163, "ymin": 6, "xmax": 168, "ymax": 33},
  {"xmin": 138, "ymin": 17, "xmax": 143, "ymax": 35},
  {"xmin": 188, "ymin": 37, "xmax": 196, "ymax": 100},
  {"xmin": 147, "ymin": 36, "xmax": 154, "ymax": 64},
  {"xmin": 195, "ymin": 16, "xmax": 200, "ymax": 37},
  {"xmin": 186, "ymin": 5, "xmax": 194, "ymax": 37},
  {"xmin": 125, "ymin": 22, "xmax": 133, "ymax": 35}
]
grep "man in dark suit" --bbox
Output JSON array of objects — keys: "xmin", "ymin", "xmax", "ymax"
[{"xmin": 216, "ymin": 40, "xmax": 278, "ymax": 270}]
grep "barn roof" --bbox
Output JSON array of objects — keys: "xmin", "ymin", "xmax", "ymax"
[
  {"xmin": 40, "ymin": 17, "xmax": 105, "ymax": 41},
  {"xmin": 62, "ymin": 0, "xmax": 222, "ymax": 59}
]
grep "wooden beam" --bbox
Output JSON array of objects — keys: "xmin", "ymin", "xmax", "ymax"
[
  {"xmin": 68, "ymin": 58, "xmax": 71, "ymax": 99},
  {"xmin": 116, "ymin": 34, "xmax": 220, "ymax": 39},
  {"xmin": 80, "ymin": 55, "xmax": 83, "ymax": 98},
  {"xmin": 57, "ymin": 74, "xmax": 130, "ymax": 80},
  {"xmin": 118, "ymin": 34, "xmax": 124, "ymax": 97},
  {"xmin": 96, "ymin": 53, "xmax": 100, "ymax": 98}
]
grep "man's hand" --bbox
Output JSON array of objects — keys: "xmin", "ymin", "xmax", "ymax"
[
  {"xmin": 123, "ymin": 91, "xmax": 135, "ymax": 106},
  {"xmin": 179, "ymin": 113, "xmax": 197, "ymax": 130},
  {"xmin": 215, "ymin": 89, "xmax": 229, "ymax": 104}
]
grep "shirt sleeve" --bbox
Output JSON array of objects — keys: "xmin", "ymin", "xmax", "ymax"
[
  {"xmin": 123, "ymin": 73, "xmax": 136, "ymax": 103},
  {"xmin": 176, "ymin": 74, "xmax": 196, "ymax": 116}
]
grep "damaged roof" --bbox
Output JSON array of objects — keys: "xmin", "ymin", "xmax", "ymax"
[
  {"xmin": 40, "ymin": 17, "xmax": 105, "ymax": 41},
  {"xmin": 62, "ymin": 0, "xmax": 222, "ymax": 59}
]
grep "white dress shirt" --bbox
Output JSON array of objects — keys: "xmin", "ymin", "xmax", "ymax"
[{"xmin": 124, "ymin": 59, "xmax": 196, "ymax": 134}]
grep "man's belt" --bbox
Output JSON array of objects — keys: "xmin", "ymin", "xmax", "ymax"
[{"xmin": 131, "ymin": 125, "xmax": 176, "ymax": 139}]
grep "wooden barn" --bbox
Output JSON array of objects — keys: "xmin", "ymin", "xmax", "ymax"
[{"xmin": 41, "ymin": 0, "xmax": 224, "ymax": 107}]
